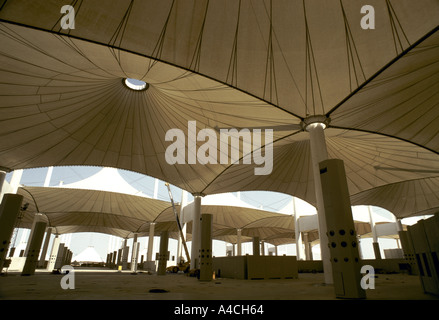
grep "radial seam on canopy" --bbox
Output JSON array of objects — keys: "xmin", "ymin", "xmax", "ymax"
[{"xmin": 326, "ymin": 25, "xmax": 439, "ymax": 117}]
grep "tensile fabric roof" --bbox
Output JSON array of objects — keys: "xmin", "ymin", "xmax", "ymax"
[{"xmin": 0, "ymin": 1, "xmax": 438, "ymax": 220}]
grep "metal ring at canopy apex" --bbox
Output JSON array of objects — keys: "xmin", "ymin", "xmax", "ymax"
[
  {"xmin": 123, "ymin": 78, "xmax": 150, "ymax": 91},
  {"xmin": 301, "ymin": 115, "xmax": 331, "ymax": 131}
]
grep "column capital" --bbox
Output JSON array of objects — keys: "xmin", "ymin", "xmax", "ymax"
[
  {"xmin": 0, "ymin": 166, "xmax": 12, "ymax": 173},
  {"xmin": 301, "ymin": 115, "xmax": 331, "ymax": 131},
  {"xmin": 192, "ymin": 192, "xmax": 205, "ymax": 197}
]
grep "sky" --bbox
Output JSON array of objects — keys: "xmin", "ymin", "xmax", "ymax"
[{"xmin": 4, "ymin": 165, "xmax": 416, "ymax": 263}]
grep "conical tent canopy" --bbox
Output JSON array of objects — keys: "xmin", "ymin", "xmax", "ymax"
[
  {"xmin": 60, "ymin": 167, "xmax": 145, "ymax": 196},
  {"xmin": 72, "ymin": 246, "xmax": 104, "ymax": 263},
  {"xmin": 0, "ymin": 1, "xmax": 438, "ymax": 220}
]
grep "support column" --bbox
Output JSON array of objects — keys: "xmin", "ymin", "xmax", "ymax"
[
  {"xmin": 319, "ymin": 159, "xmax": 365, "ymax": 299},
  {"xmin": 22, "ymin": 214, "xmax": 47, "ymax": 275},
  {"xmin": 53, "ymin": 242, "xmax": 65, "ymax": 271},
  {"xmin": 131, "ymin": 233, "xmax": 140, "ymax": 273},
  {"xmin": 368, "ymin": 206, "xmax": 381, "ymax": 260},
  {"xmin": 398, "ymin": 228, "xmax": 418, "ymax": 274},
  {"xmin": 112, "ymin": 250, "xmax": 117, "ymax": 268},
  {"xmin": 252, "ymin": 237, "xmax": 260, "ymax": 256},
  {"xmin": 0, "ymin": 194, "xmax": 24, "ymax": 271},
  {"xmin": 157, "ymin": 231, "xmax": 169, "ymax": 275},
  {"xmin": 190, "ymin": 194, "xmax": 202, "ymax": 270},
  {"xmin": 147, "ymin": 223, "xmax": 155, "ymax": 261},
  {"xmin": 294, "ymin": 198, "xmax": 305, "ymax": 260},
  {"xmin": 144, "ymin": 224, "xmax": 156, "ymax": 272},
  {"xmin": 116, "ymin": 248, "xmax": 122, "ymax": 267},
  {"xmin": 260, "ymin": 240, "xmax": 265, "ymax": 256},
  {"xmin": 199, "ymin": 213, "xmax": 213, "ymax": 281},
  {"xmin": 395, "ymin": 218, "xmax": 407, "ymax": 258},
  {"xmin": 121, "ymin": 239, "xmax": 129, "ymax": 270},
  {"xmin": 60, "ymin": 245, "xmax": 68, "ymax": 267},
  {"xmin": 38, "ymin": 227, "xmax": 52, "ymax": 268},
  {"xmin": 395, "ymin": 218, "xmax": 405, "ymax": 253},
  {"xmin": 236, "ymin": 229, "xmax": 242, "ymax": 256},
  {"xmin": 153, "ymin": 178, "xmax": 159, "ymax": 199},
  {"xmin": 0, "ymin": 171, "xmax": 6, "ymax": 200},
  {"xmin": 47, "ymin": 234, "xmax": 60, "ymax": 272},
  {"xmin": 9, "ymin": 169, "xmax": 23, "ymax": 194},
  {"xmin": 303, "ymin": 232, "xmax": 312, "ymax": 260},
  {"xmin": 44, "ymin": 166, "xmax": 53, "ymax": 187},
  {"xmin": 395, "ymin": 218, "xmax": 403, "ymax": 233},
  {"xmin": 107, "ymin": 252, "xmax": 112, "ymax": 267},
  {"xmin": 177, "ymin": 190, "xmax": 188, "ymax": 264},
  {"xmin": 305, "ymin": 119, "xmax": 332, "ymax": 284}
]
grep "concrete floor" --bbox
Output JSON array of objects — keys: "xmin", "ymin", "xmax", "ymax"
[{"xmin": 0, "ymin": 268, "xmax": 437, "ymax": 301}]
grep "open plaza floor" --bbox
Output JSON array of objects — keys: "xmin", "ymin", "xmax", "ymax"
[{"xmin": 0, "ymin": 268, "xmax": 437, "ymax": 301}]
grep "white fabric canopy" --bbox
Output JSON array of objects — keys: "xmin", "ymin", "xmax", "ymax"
[
  {"xmin": 0, "ymin": 1, "xmax": 438, "ymax": 220},
  {"xmin": 16, "ymin": 186, "xmax": 378, "ymax": 246},
  {"xmin": 16, "ymin": 186, "xmax": 292, "ymax": 241},
  {"xmin": 72, "ymin": 246, "xmax": 104, "ymax": 263}
]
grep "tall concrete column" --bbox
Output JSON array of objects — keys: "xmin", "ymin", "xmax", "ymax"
[
  {"xmin": 0, "ymin": 171, "xmax": 6, "ymax": 200},
  {"xmin": 199, "ymin": 214, "xmax": 213, "ymax": 281},
  {"xmin": 252, "ymin": 236, "xmax": 260, "ymax": 256},
  {"xmin": 38, "ymin": 227, "xmax": 52, "ymax": 268},
  {"xmin": 147, "ymin": 223, "xmax": 155, "ymax": 261},
  {"xmin": 0, "ymin": 194, "xmax": 24, "ymax": 270},
  {"xmin": 60, "ymin": 246, "xmax": 68, "ymax": 267},
  {"xmin": 303, "ymin": 232, "xmax": 312, "ymax": 261},
  {"xmin": 319, "ymin": 159, "xmax": 365, "ymax": 299},
  {"xmin": 121, "ymin": 238, "xmax": 129, "ymax": 270},
  {"xmin": 157, "ymin": 231, "xmax": 169, "ymax": 275},
  {"xmin": 131, "ymin": 233, "xmax": 140, "ymax": 273},
  {"xmin": 107, "ymin": 252, "xmax": 112, "ymax": 267},
  {"xmin": 53, "ymin": 242, "xmax": 66, "ymax": 270},
  {"xmin": 177, "ymin": 190, "xmax": 188, "ymax": 264},
  {"xmin": 304, "ymin": 117, "xmax": 332, "ymax": 284},
  {"xmin": 357, "ymin": 235, "xmax": 363, "ymax": 259},
  {"xmin": 190, "ymin": 194, "xmax": 202, "ymax": 269},
  {"xmin": 260, "ymin": 240, "xmax": 265, "ymax": 256},
  {"xmin": 395, "ymin": 218, "xmax": 403, "ymax": 232},
  {"xmin": 116, "ymin": 248, "xmax": 122, "ymax": 267},
  {"xmin": 9, "ymin": 169, "xmax": 23, "ymax": 194},
  {"xmin": 112, "ymin": 250, "xmax": 117, "ymax": 267},
  {"xmin": 368, "ymin": 206, "xmax": 381, "ymax": 259},
  {"xmin": 25, "ymin": 213, "xmax": 47, "ymax": 256},
  {"xmin": 44, "ymin": 166, "xmax": 53, "ymax": 187},
  {"xmin": 236, "ymin": 228, "xmax": 242, "ymax": 256},
  {"xmin": 395, "ymin": 218, "xmax": 404, "ymax": 252},
  {"xmin": 153, "ymin": 178, "xmax": 159, "ymax": 199},
  {"xmin": 22, "ymin": 214, "xmax": 47, "ymax": 275},
  {"xmin": 294, "ymin": 197, "xmax": 305, "ymax": 260},
  {"xmin": 47, "ymin": 234, "xmax": 60, "ymax": 272}
]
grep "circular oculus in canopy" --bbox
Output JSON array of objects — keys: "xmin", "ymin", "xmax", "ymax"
[{"xmin": 124, "ymin": 78, "xmax": 149, "ymax": 91}]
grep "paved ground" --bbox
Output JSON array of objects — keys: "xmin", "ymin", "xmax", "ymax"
[{"xmin": 0, "ymin": 268, "xmax": 437, "ymax": 301}]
